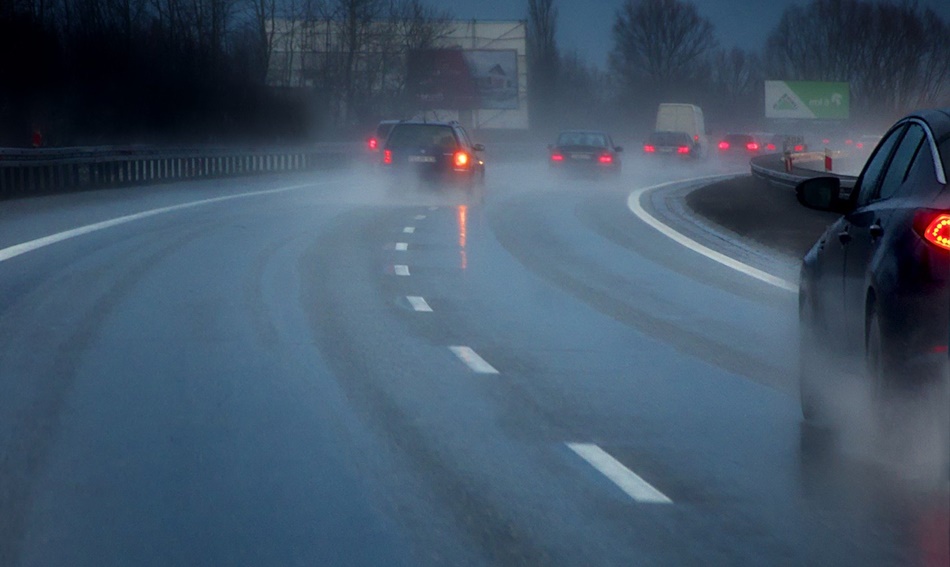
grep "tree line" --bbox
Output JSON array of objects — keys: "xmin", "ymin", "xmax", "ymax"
[
  {"xmin": 530, "ymin": 0, "xmax": 950, "ymax": 134},
  {"xmin": 0, "ymin": 0, "xmax": 449, "ymax": 146},
  {"xmin": 1, "ymin": 0, "xmax": 947, "ymax": 146}
]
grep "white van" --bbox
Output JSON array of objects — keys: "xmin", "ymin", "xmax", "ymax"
[{"xmin": 655, "ymin": 104, "xmax": 708, "ymax": 157}]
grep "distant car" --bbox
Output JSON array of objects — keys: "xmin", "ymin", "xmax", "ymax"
[
  {"xmin": 548, "ymin": 130, "xmax": 622, "ymax": 175},
  {"xmin": 797, "ymin": 108, "xmax": 950, "ymax": 427},
  {"xmin": 379, "ymin": 120, "xmax": 485, "ymax": 189},
  {"xmin": 765, "ymin": 134, "xmax": 807, "ymax": 153},
  {"xmin": 717, "ymin": 133, "xmax": 765, "ymax": 158},
  {"xmin": 854, "ymin": 134, "xmax": 883, "ymax": 152},
  {"xmin": 643, "ymin": 131, "xmax": 699, "ymax": 158},
  {"xmin": 367, "ymin": 120, "xmax": 399, "ymax": 153}
]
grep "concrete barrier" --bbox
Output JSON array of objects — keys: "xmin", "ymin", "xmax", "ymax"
[{"xmin": 750, "ymin": 153, "xmax": 857, "ymax": 191}]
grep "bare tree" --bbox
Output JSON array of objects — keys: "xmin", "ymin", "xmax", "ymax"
[
  {"xmin": 610, "ymin": 0, "xmax": 717, "ymax": 91},
  {"xmin": 526, "ymin": 0, "xmax": 559, "ymax": 128},
  {"xmin": 765, "ymin": 0, "xmax": 950, "ymax": 115}
]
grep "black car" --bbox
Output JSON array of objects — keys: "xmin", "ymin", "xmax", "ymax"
[
  {"xmin": 765, "ymin": 133, "xmax": 806, "ymax": 153},
  {"xmin": 549, "ymin": 130, "xmax": 622, "ymax": 175},
  {"xmin": 643, "ymin": 131, "xmax": 699, "ymax": 158},
  {"xmin": 716, "ymin": 133, "xmax": 764, "ymax": 158},
  {"xmin": 380, "ymin": 120, "xmax": 485, "ymax": 188},
  {"xmin": 797, "ymin": 108, "xmax": 949, "ymax": 426}
]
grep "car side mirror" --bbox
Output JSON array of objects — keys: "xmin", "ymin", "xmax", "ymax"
[
  {"xmin": 796, "ymin": 177, "xmax": 849, "ymax": 213},
  {"xmin": 614, "ymin": 146, "xmax": 624, "ymax": 153},
  {"xmin": 473, "ymin": 143, "xmax": 485, "ymax": 152}
]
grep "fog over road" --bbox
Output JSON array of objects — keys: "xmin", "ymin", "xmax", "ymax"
[{"xmin": 1, "ymin": 160, "xmax": 946, "ymax": 566}]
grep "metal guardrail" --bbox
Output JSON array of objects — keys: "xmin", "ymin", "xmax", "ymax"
[
  {"xmin": 0, "ymin": 143, "xmax": 357, "ymax": 198},
  {"xmin": 750, "ymin": 153, "xmax": 858, "ymax": 190}
]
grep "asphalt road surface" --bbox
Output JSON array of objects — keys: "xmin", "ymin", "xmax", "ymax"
[{"xmin": 1, "ymin": 157, "xmax": 947, "ymax": 566}]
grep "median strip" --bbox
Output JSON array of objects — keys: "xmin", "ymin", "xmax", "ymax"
[{"xmin": 627, "ymin": 176, "xmax": 798, "ymax": 293}]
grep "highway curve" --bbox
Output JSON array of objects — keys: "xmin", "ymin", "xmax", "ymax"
[{"xmin": 1, "ymin": 159, "xmax": 946, "ymax": 566}]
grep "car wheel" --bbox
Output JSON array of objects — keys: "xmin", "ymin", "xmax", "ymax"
[
  {"xmin": 799, "ymin": 298, "xmax": 829, "ymax": 425},
  {"xmin": 866, "ymin": 305, "xmax": 906, "ymax": 450}
]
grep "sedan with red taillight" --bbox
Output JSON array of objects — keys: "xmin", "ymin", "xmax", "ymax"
[
  {"xmin": 717, "ymin": 133, "xmax": 766, "ymax": 159},
  {"xmin": 796, "ymin": 108, "xmax": 950, "ymax": 432},
  {"xmin": 548, "ymin": 130, "xmax": 622, "ymax": 176},
  {"xmin": 643, "ymin": 131, "xmax": 700, "ymax": 159}
]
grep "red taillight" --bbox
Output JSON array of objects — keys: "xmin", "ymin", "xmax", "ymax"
[
  {"xmin": 454, "ymin": 151, "xmax": 470, "ymax": 168},
  {"xmin": 368, "ymin": 137, "xmax": 378, "ymax": 150},
  {"xmin": 551, "ymin": 153, "xmax": 564, "ymax": 162},
  {"xmin": 643, "ymin": 145, "xmax": 656, "ymax": 153},
  {"xmin": 822, "ymin": 138, "xmax": 830, "ymax": 144},
  {"xmin": 693, "ymin": 134, "xmax": 699, "ymax": 141},
  {"xmin": 383, "ymin": 149, "xmax": 392, "ymax": 164},
  {"xmin": 677, "ymin": 146, "xmax": 690, "ymax": 154},
  {"xmin": 718, "ymin": 141, "xmax": 729, "ymax": 150},
  {"xmin": 794, "ymin": 144, "xmax": 804, "ymax": 152},
  {"xmin": 766, "ymin": 143, "xmax": 776, "ymax": 151},
  {"xmin": 914, "ymin": 211, "xmax": 950, "ymax": 251},
  {"xmin": 856, "ymin": 142, "xmax": 864, "ymax": 149},
  {"xmin": 845, "ymin": 139, "xmax": 853, "ymax": 145},
  {"xmin": 598, "ymin": 154, "xmax": 613, "ymax": 164},
  {"xmin": 746, "ymin": 142, "xmax": 760, "ymax": 151}
]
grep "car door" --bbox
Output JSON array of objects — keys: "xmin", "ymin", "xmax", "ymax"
[
  {"xmin": 842, "ymin": 124, "xmax": 926, "ymax": 353},
  {"xmin": 815, "ymin": 126, "xmax": 904, "ymax": 344}
]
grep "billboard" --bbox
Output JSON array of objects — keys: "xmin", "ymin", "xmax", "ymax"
[
  {"xmin": 407, "ymin": 49, "xmax": 520, "ymax": 111},
  {"xmin": 765, "ymin": 81, "xmax": 850, "ymax": 119}
]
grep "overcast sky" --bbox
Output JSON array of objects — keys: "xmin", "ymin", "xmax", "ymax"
[{"xmin": 424, "ymin": 0, "xmax": 950, "ymax": 69}]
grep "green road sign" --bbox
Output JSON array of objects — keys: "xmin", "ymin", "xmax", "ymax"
[{"xmin": 765, "ymin": 81, "xmax": 850, "ymax": 119}]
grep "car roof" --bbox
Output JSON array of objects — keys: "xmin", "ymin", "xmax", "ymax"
[
  {"xmin": 906, "ymin": 108, "xmax": 950, "ymax": 143},
  {"xmin": 558, "ymin": 130, "xmax": 609, "ymax": 136},
  {"xmin": 392, "ymin": 120, "xmax": 458, "ymax": 127}
]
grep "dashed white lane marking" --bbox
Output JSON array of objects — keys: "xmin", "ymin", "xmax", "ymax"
[
  {"xmin": 567, "ymin": 443, "xmax": 672, "ymax": 504},
  {"xmin": 395, "ymin": 242, "xmax": 409, "ymax": 251},
  {"xmin": 448, "ymin": 346, "xmax": 499, "ymax": 374},
  {"xmin": 414, "ymin": 214, "xmax": 427, "ymax": 220},
  {"xmin": 406, "ymin": 296, "xmax": 433, "ymax": 312},
  {"xmin": 0, "ymin": 182, "xmax": 324, "ymax": 263},
  {"xmin": 627, "ymin": 175, "xmax": 798, "ymax": 293},
  {"xmin": 394, "ymin": 265, "xmax": 410, "ymax": 276},
  {"xmin": 428, "ymin": 206, "xmax": 438, "ymax": 211},
  {"xmin": 403, "ymin": 227, "xmax": 415, "ymax": 234}
]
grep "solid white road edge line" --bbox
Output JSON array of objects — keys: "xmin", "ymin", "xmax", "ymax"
[
  {"xmin": 448, "ymin": 346, "xmax": 499, "ymax": 374},
  {"xmin": 627, "ymin": 175, "xmax": 798, "ymax": 293},
  {"xmin": 0, "ymin": 182, "xmax": 325, "ymax": 263},
  {"xmin": 395, "ymin": 242, "xmax": 409, "ymax": 251},
  {"xmin": 414, "ymin": 214, "xmax": 427, "ymax": 220},
  {"xmin": 394, "ymin": 265, "xmax": 410, "ymax": 276},
  {"xmin": 406, "ymin": 296, "xmax": 433, "ymax": 312},
  {"xmin": 567, "ymin": 443, "xmax": 672, "ymax": 504},
  {"xmin": 403, "ymin": 226, "xmax": 415, "ymax": 233}
]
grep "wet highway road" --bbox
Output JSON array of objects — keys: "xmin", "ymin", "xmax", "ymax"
[{"xmin": 1, "ymin": 161, "xmax": 947, "ymax": 566}]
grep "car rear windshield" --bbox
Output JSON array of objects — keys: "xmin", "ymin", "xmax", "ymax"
[
  {"xmin": 376, "ymin": 122, "xmax": 396, "ymax": 139},
  {"xmin": 725, "ymin": 134, "xmax": 754, "ymax": 145},
  {"xmin": 386, "ymin": 125, "xmax": 458, "ymax": 150},
  {"xmin": 649, "ymin": 131, "xmax": 691, "ymax": 146},
  {"xmin": 557, "ymin": 132, "xmax": 608, "ymax": 148}
]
